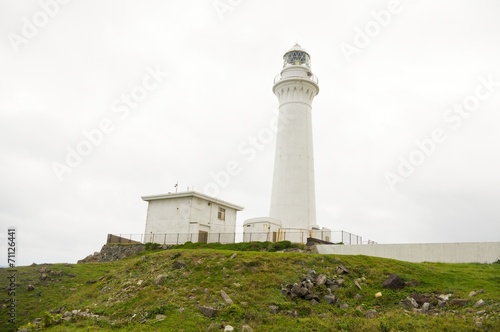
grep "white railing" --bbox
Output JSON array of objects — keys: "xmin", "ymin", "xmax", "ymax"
[
  {"xmin": 273, "ymin": 73, "xmax": 319, "ymax": 85},
  {"xmin": 107, "ymin": 230, "xmax": 375, "ymax": 245}
]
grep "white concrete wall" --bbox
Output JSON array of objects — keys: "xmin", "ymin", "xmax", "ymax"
[
  {"xmin": 144, "ymin": 196, "xmax": 192, "ymax": 238},
  {"xmin": 243, "ymin": 217, "xmax": 281, "ymax": 242},
  {"xmin": 143, "ymin": 196, "xmax": 238, "ymax": 244},
  {"xmin": 315, "ymin": 242, "xmax": 500, "ymax": 263}
]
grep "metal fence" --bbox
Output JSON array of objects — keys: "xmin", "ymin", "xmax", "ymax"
[{"xmin": 107, "ymin": 230, "xmax": 375, "ymax": 245}]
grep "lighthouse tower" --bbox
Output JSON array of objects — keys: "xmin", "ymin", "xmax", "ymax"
[
  {"xmin": 243, "ymin": 44, "xmax": 330, "ymax": 243},
  {"xmin": 269, "ymin": 43, "xmax": 319, "ymax": 230}
]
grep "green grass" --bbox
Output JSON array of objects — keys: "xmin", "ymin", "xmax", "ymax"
[{"xmin": 2, "ymin": 247, "xmax": 499, "ymax": 331}]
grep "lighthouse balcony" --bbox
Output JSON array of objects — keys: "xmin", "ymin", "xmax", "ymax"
[{"xmin": 274, "ymin": 72, "xmax": 318, "ymax": 85}]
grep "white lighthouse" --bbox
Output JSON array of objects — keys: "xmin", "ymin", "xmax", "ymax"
[
  {"xmin": 269, "ymin": 43, "xmax": 319, "ymax": 230},
  {"xmin": 243, "ymin": 44, "xmax": 330, "ymax": 243}
]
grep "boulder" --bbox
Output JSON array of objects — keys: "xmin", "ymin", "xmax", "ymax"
[
  {"xmin": 199, "ymin": 305, "xmax": 218, "ymax": 318},
  {"xmin": 474, "ymin": 299, "xmax": 486, "ymax": 307},
  {"xmin": 382, "ymin": 274, "xmax": 405, "ymax": 290},
  {"xmin": 269, "ymin": 305, "xmax": 279, "ymax": 314},
  {"xmin": 154, "ymin": 274, "xmax": 169, "ymax": 286},
  {"xmin": 220, "ymin": 290, "xmax": 234, "ymax": 304},
  {"xmin": 172, "ymin": 260, "xmax": 186, "ymax": 269},
  {"xmin": 336, "ymin": 265, "xmax": 349, "ymax": 274},
  {"xmin": 241, "ymin": 325, "xmax": 253, "ymax": 332},
  {"xmin": 316, "ymin": 274, "xmax": 327, "ymax": 285},
  {"xmin": 400, "ymin": 296, "xmax": 419, "ymax": 309},
  {"xmin": 324, "ymin": 295, "xmax": 337, "ymax": 304},
  {"xmin": 450, "ymin": 299, "xmax": 469, "ymax": 307}
]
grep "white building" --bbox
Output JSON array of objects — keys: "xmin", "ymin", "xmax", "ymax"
[
  {"xmin": 142, "ymin": 191, "xmax": 244, "ymax": 244},
  {"xmin": 243, "ymin": 44, "xmax": 331, "ymax": 243}
]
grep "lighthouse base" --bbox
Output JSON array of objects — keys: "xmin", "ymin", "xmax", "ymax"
[{"xmin": 243, "ymin": 217, "xmax": 331, "ymax": 244}]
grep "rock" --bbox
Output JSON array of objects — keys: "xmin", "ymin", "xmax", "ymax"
[
  {"xmin": 280, "ymin": 288, "xmax": 289, "ymax": 296},
  {"xmin": 422, "ymin": 302, "xmax": 430, "ymax": 311},
  {"xmin": 354, "ymin": 279, "xmax": 362, "ymax": 290},
  {"xmin": 382, "ymin": 274, "xmax": 405, "ymax": 290},
  {"xmin": 405, "ymin": 280, "xmax": 420, "ymax": 287},
  {"xmin": 400, "ymin": 296, "xmax": 419, "ymax": 309},
  {"xmin": 291, "ymin": 283, "xmax": 301, "ymax": 295},
  {"xmin": 155, "ymin": 314, "xmax": 166, "ymax": 320},
  {"xmin": 336, "ymin": 265, "xmax": 349, "ymax": 274},
  {"xmin": 365, "ymin": 309, "xmax": 378, "ymax": 318},
  {"xmin": 335, "ymin": 278, "xmax": 345, "ymax": 287},
  {"xmin": 286, "ymin": 310, "xmax": 298, "ymax": 317},
  {"xmin": 437, "ymin": 294, "xmax": 452, "ymax": 301},
  {"xmin": 354, "ymin": 294, "xmax": 363, "ymax": 301},
  {"xmin": 316, "ymin": 274, "xmax": 327, "ymax": 285},
  {"xmin": 224, "ymin": 325, "xmax": 234, "ymax": 331},
  {"xmin": 340, "ymin": 303, "xmax": 349, "ymax": 309},
  {"xmin": 155, "ymin": 274, "xmax": 169, "ymax": 286},
  {"xmin": 450, "ymin": 299, "xmax": 469, "ymax": 307},
  {"xmin": 304, "ymin": 293, "xmax": 319, "ymax": 301},
  {"xmin": 325, "ymin": 279, "xmax": 335, "ymax": 287},
  {"xmin": 324, "ymin": 295, "xmax": 337, "ymax": 304},
  {"xmin": 469, "ymin": 291, "xmax": 477, "ymax": 297},
  {"xmin": 375, "ymin": 292, "xmax": 382, "ymax": 298},
  {"xmin": 310, "ymin": 299, "xmax": 319, "ymax": 305},
  {"xmin": 241, "ymin": 325, "xmax": 253, "ymax": 332},
  {"xmin": 172, "ymin": 260, "xmax": 186, "ymax": 269},
  {"xmin": 137, "ymin": 280, "xmax": 143, "ymax": 286},
  {"xmin": 269, "ymin": 305, "xmax": 279, "ymax": 314},
  {"xmin": 208, "ymin": 323, "xmax": 224, "ymax": 331},
  {"xmin": 474, "ymin": 299, "xmax": 486, "ymax": 307},
  {"xmin": 298, "ymin": 287, "xmax": 310, "ymax": 297},
  {"xmin": 230, "ymin": 253, "xmax": 237, "ymax": 259},
  {"xmin": 437, "ymin": 300, "xmax": 446, "ymax": 308},
  {"xmin": 27, "ymin": 284, "xmax": 35, "ymax": 291},
  {"xmin": 220, "ymin": 290, "xmax": 234, "ymax": 304},
  {"xmin": 199, "ymin": 305, "xmax": 218, "ymax": 318}
]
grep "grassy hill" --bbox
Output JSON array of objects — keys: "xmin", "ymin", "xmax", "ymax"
[{"xmin": 2, "ymin": 243, "xmax": 500, "ymax": 331}]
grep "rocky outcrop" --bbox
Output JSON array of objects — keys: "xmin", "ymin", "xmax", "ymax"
[{"xmin": 78, "ymin": 244, "xmax": 145, "ymax": 263}]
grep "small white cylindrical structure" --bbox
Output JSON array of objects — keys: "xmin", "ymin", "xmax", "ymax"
[{"xmin": 269, "ymin": 44, "xmax": 319, "ymax": 231}]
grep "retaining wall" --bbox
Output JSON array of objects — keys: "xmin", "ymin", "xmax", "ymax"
[{"xmin": 315, "ymin": 242, "xmax": 500, "ymax": 263}]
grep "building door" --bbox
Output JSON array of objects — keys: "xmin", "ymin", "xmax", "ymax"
[
  {"xmin": 272, "ymin": 232, "xmax": 277, "ymax": 243},
  {"xmin": 198, "ymin": 231, "xmax": 208, "ymax": 244}
]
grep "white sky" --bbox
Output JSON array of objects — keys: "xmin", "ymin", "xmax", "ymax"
[{"xmin": 1, "ymin": 0, "xmax": 499, "ymax": 266}]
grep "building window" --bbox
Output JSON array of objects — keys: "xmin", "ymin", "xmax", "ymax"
[{"xmin": 218, "ymin": 207, "xmax": 226, "ymax": 221}]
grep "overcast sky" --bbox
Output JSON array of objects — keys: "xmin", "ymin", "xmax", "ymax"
[{"xmin": 1, "ymin": 0, "xmax": 499, "ymax": 266}]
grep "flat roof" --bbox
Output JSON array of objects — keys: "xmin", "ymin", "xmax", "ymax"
[{"xmin": 141, "ymin": 191, "xmax": 244, "ymax": 211}]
